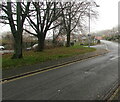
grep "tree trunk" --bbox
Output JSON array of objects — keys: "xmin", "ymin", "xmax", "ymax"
[
  {"xmin": 66, "ymin": 30, "xmax": 71, "ymax": 47},
  {"xmin": 12, "ymin": 32, "xmax": 23, "ymax": 59},
  {"xmin": 37, "ymin": 34, "xmax": 45, "ymax": 52},
  {"xmin": 52, "ymin": 36, "xmax": 57, "ymax": 47},
  {"xmin": 11, "ymin": 2, "xmax": 23, "ymax": 59},
  {"xmin": 66, "ymin": 3, "xmax": 71, "ymax": 47},
  {"xmin": 52, "ymin": 29, "xmax": 56, "ymax": 47}
]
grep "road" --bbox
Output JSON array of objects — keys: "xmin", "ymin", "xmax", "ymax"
[{"xmin": 2, "ymin": 40, "xmax": 119, "ymax": 100}]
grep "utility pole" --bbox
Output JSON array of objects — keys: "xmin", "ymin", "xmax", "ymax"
[
  {"xmin": 88, "ymin": 2, "xmax": 91, "ymax": 47},
  {"xmin": 88, "ymin": 1, "xmax": 100, "ymax": 47}
]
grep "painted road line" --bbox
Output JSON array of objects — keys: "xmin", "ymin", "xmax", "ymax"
[
  {"xmin": 101, "ymin": 41, "xmax": 110, "ymax": 52},
  {"xmin": 1, "ymin": 52, "xmax": 108, "ymax": 84},
  {"xmin": 110, "ymin": 56, "xmax": 120, "ymax": 60},
  {"xmin": 105, "ymin": 44, "xmax": 110, "ymax": 51},
  {"xmin": 1, "ymin": 57, "xmax": 94, "ymax": 84}
]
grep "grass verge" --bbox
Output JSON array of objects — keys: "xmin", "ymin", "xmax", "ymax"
[{"xmin": 2, "ymin": 45, "xmax": 96, "ymax": 70}]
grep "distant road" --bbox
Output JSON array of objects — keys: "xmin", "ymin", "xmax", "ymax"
[{"xmin": 2, "ymin": 40, "xmax": 118, "ymax": 100}]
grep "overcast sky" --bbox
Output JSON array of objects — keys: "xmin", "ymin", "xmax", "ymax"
[
  {"xmin": 91, "ymin": 0, "xmax": 119, "ymax": 32},
  {"xmin": 0, "ymin": 0, "xmax": 119, "ymax": 34}
]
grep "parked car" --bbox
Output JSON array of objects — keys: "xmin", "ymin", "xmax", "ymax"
[
  {"xmin": 26, "ymin": 44, "xmax": 38, "ymax": 51},
  {"xmin": 32, "ymin": 44, "xmax": 38, "ymax": 49},
  {"xmin": 26, "ymin": 47, "xmax": 32, "ymax": 51},
  {"xmin": 0, "ymin": 46, "xmax": 5, "ymax": 50}
]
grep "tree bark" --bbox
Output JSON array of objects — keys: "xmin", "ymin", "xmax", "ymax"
[
  {"xmin": 12, "ymin": 2, "xmax": 23, "ymax": 59},
  {"xmin": 37, "ymin": 33, "xmax": 45, "ymax": 52},
  {"xmin": 12, "ymin": 31, "xmax": 23, "ymax": 59},
  {"xmin": 66, "ymin": 4, "xmax": 71, "ymax": 47},
  {"xmin": 66, "ymin": 30, "xmax": 71, "ymax": 47}
]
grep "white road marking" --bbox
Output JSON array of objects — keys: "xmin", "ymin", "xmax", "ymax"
[{"xmin": 110, "ymin": 56, "xmax": 120, "ymax": 60}]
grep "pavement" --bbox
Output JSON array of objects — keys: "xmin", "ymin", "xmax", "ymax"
[{"xmin": 2, "ymin": 40, "xmax": 119, "ymax": 100}]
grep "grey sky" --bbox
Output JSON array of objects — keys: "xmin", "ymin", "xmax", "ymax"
[
  {"xmin": 91, "ymin": 0, "xmax": 119, "ymax": 32},
  {"xmin": 0, "ymin": 0, "xmax": 119, "ymax": 34}
]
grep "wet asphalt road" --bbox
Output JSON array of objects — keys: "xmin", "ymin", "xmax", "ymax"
[{"xmin": 2, "ymin": 40, "xmax": 119, "ymax": 100}]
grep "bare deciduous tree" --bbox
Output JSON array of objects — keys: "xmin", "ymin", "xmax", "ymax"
[
  {"xmin": 25, "ymin": 1, "xmax": 65, "ymax": 51},
  {"xmin": 60, "ymin": 1, "xmax": 98, "ymax": 47},
  {"xmin": 0, "ymin": 1, "xmax": 30, "ymax": 59}
]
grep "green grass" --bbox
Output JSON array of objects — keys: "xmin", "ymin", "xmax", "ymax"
[{"xmin": 2, "ymin": 45, "xmax": 96, "ymax": 70}]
